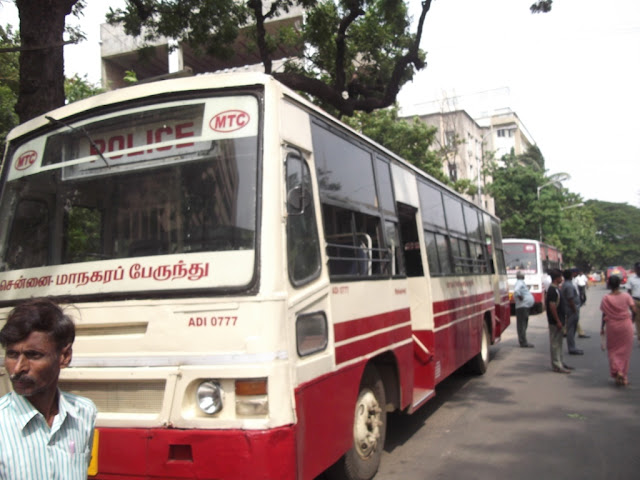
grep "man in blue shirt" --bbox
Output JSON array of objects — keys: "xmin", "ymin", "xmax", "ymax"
[
  {"xmin": 0, "ymin": 298, "xmax": 97, "ymax": 479},
  {"xmin": 514, "ymin": 271, "xmax": 535, "ymax": 348}
]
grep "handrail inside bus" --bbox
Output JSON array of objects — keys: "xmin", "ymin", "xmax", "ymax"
[{"xmin": 326, "ymin": 232, "xmax": 373, "ymax": 276}]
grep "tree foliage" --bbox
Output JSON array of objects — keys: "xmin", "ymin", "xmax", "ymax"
[
  {"xmin": 64, "ymin": 73, "xmax": 104, "ymax": 103},
  {"xmin": 107, "ymin": 0, "xmax": 432, "ymax": 116},
  {"xmin": 485, "ymin": 145, "xmax": 605, "ymax": 271},
  {"xmin": 3, "ymin": 0, "xmax": 553, "ymax": 126},
  {"xmin": 530, "ymin": 1, "xmax": 553, "ymax": 14},
  {"xmin": 0, "ymin": 24, "xmax": 20, "ymax": 154},
  {"xmin": 587, "ymin": 200, "xmax": 640, "ymax": 268},
  {"xmin": 485, "ymin": 149, "xmax": 545, "ymax": 239}
]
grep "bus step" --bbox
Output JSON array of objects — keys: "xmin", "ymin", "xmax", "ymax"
[{"xmin": 411, "ymin": 388, "xmax": 435, "ymax": 412}]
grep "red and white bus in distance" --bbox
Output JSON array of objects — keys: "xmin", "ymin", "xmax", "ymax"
[
  {"xmin": 503, "ymin": 239, "xmax": 563, "ymax": 313},
  {"xmin": 0, "ymin": 73, "xmax": 509, "ymax": 480}
]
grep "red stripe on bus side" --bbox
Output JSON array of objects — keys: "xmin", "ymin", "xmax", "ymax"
[
  {"xmin": 335, "ymin": 324, "xmax": 412, "ymax": 365},
  {"xmin": 432, "ymin": 291, "xmax": 494, "ymax": 314},
  {"xmin": 433, "ymin": 299, "xmax": 494, "ymax": 329},
  {"xmin": 333, "ymin": 308, "xmax": 410, "ymax": 343}
]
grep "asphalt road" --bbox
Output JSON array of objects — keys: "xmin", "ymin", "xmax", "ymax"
[{"xmin": 369, "ymin": 283, "xmax": 640, "ymax": 480}]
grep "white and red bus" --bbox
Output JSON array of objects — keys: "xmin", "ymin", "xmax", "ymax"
[
  {"xmin": 0, "ymin": 73, "xmax": 509, "ymax": 480},
  {"xmin": 503, "ymin": 238, "xmax": 563, "ymax": 313}
]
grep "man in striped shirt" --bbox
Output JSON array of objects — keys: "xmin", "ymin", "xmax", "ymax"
[{"xmin": 0, "ymin": 298, "xmax": 97, "ymax": 479}]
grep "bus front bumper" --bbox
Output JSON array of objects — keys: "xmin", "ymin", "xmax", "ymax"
[{"xmin": 89, "ymin": 426, "xmax": 296, "ymax": 479}]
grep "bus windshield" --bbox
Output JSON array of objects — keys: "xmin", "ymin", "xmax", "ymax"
[
  {"xmin": 503, "ymin": 241, "xmax": 538, "ymax": 274},
  {"xmin": 0, "ymin": 95, "xmax": 259, "ymax": 298}
]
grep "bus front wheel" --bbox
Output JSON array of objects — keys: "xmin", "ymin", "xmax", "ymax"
[
  {"xmin": 468, "ymin": 321, "xmax": 490, "ymax": 375},
  {"xmin": 328, "ymin": 366, "xmax": 387, "ymax": 480}
]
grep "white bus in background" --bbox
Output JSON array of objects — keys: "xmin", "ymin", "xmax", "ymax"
[
  {"xmin": 503, "ymin": 238, "xmax": 563, "ymax": 313},
  {"xmin": 0, "ymin": 73, "xmax": 510, "ymax": 480}
]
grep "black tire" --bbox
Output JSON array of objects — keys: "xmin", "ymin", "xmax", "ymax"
[
  {"xmin": 327, "ymin": 366, "xmax": 387, "ymax": 480},
  {"xmin": 468, "ymin": 321, "xmax": 490, "ymax": 375}
]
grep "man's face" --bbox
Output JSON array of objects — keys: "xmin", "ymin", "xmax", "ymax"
[{"xmin": 4, "ymin": 331, "xmax": 71, "ymax": 398}]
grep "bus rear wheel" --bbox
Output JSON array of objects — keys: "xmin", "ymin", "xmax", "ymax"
[
  {"xmin": 468, "ymin": 321, "xmax": 490, "ymax": 375},
  {"xmin": 328, "ymin": 366, "xmax": 387, "ymax": 480}
]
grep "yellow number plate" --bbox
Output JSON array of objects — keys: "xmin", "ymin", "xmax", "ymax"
[{"xmin": 88, "ymin": 429, "xmax": 99, "ymax": 476}]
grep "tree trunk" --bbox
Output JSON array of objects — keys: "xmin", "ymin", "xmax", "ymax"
[{"xmin": 15, "ymin": 0, "xmax": 78, "ymax": 123}]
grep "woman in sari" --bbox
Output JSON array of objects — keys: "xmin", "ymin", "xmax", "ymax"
[{"xmin": 600, "ymin": 275, "xmax": 637, "ymax": 386}]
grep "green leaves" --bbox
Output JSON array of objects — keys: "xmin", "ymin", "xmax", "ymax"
[
  {"xmin": 107, "ymin": 0, "xmax": 430, "ymax": 116},
  {"xmin": 64, "ymin": 74, "xmax": 105, "ymax": 103},
  {"xmin": 487, "ymin": 146, "xmax": 602, "ymax": 271},
  {"xmin": 483, "ymin": 145, "xmax": 640, "ymax": 271},
  {"xmin": 0, "ymin": 24, "xmax": 20, "ymax": 153},
  {"xmin": 588, "ymin": 200, "xmax": 640, "ymax": 267}
]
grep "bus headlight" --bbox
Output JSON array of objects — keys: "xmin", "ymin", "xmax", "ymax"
[{"xmin": 196, "ymin": 380, "xmax": 224, "ymax": 415}]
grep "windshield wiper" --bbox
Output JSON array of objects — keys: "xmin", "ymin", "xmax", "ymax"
[{"xmin": 45, "ymin": 115, "xmax": 110, "ymax": 168}]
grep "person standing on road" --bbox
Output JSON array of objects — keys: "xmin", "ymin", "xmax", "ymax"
[
  {"xmin": 0, "ymin": 298, "xmax": 97, "ymax": 479},
  {"xmin": 547, "ymin": 269, "xmax": 571, "ymax": 373},
  {"xmin": 574, "ymin": 269, "xmax": 591, "ymax": 339},
  {"xmin": 600, "ymin": 275, "xmax": 636, "ymax": 386},
  {"xmin": 562, "ymin": 269, "xmax": 583, "ymax": 356},
  {"xmin": 514, "ymin": 271, "xmax": 535, "ymax": 348},
  {"xmin": 574, "ymin": 269, "xmax": 588, "ymax": 305},
  {"xmin": 627, "ymin": 262, "xmax": 640, "ymax": 342}
]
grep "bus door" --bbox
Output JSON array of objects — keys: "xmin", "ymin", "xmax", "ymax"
[{"xmin": 397, "ymin": 202, "xmax": 435, "ymax": 410}]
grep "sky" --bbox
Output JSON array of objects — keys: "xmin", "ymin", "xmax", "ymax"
[
  {"xmin": 2, "ymin": 0, "xmax": 639, "ymax": 207},
  {"xmin": 398, "ymin": 0, "xmax": 640, "ymax": 208}
]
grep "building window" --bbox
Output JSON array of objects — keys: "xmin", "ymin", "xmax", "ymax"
[
  {"xmin": 448, "ymin": 163, "xmax": 458, "ymax": 182},
  {"xmin": 445, "ymin": 130, "xmax": 456, "ymax": 147}
]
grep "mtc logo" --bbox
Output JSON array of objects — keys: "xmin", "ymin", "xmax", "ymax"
[
  {"xmin": 14, "ymin": 150, "xmax": 37, "ymax": 171},
  {"xmin": 209, "ymin": 110, "xmax": 250, "ymax": 133}
]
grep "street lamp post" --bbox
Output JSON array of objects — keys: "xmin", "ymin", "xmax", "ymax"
[
  {"xmin": 537, "ymin": 173, "xmax": 571, "ymax": 241},
  {"xmin": 560, "ymin": 202, "xmax": 584, "ymax": 211}
]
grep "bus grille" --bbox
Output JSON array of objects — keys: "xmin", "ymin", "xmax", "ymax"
[{"xmin": 58, "ymin": 380, "xmax": 166, "ymax": 414}]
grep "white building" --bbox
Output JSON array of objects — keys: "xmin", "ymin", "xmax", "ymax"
[
  {"xmin": 405, "ymin": 106, "xmax": 537, "ymax": 215},
  {"xmin": 475, "ymin": 108, "xmax": 535, "ymax": 160},
  {"xmin": 99, "ymin": 6, "xmax": 304, "ymax": 89},
  {"xmin": 411, "ymin": 110, "xmax": 494, "ymax": 214}
]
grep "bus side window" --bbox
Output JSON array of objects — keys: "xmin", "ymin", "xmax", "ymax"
[
  {"xmin": 286, "ymin": 152, "xmax": 321, "ymax": 286},
  {"xmin": 322, "ymin": 204, "xmax": 388, "ymax": 278}
]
